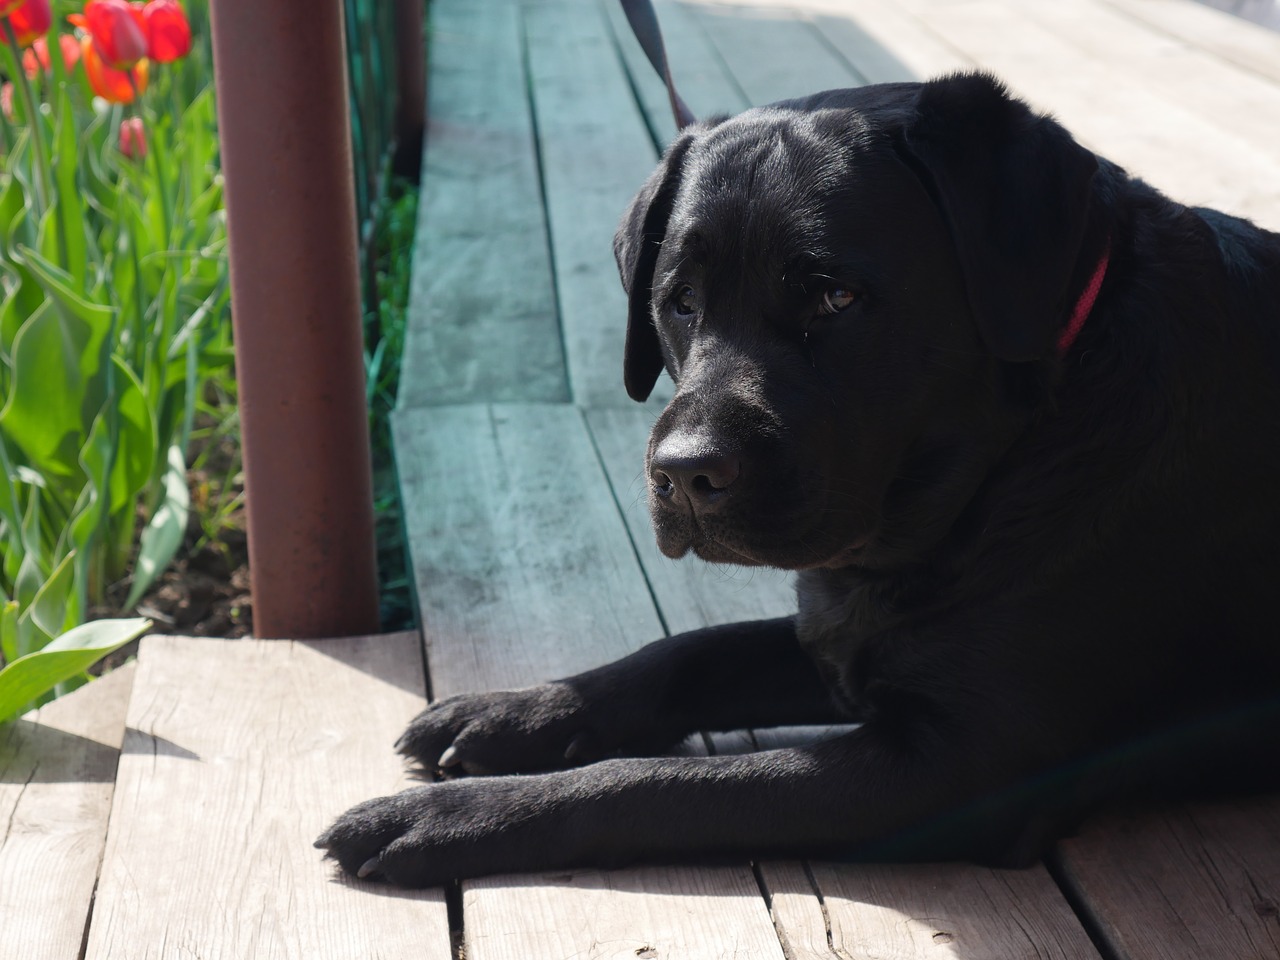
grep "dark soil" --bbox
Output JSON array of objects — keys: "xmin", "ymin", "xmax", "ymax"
[{"xmin": 90, "ymin": 417, "xmax": 252, "ymax": 673}]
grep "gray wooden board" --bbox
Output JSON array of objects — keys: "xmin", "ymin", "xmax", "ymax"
[
  {"xmin": 685, "ymin": 0, "xmax": 867, "ymax": 105},
  {"xmin": 394, "ymin": 401, "xmax": 787, "ymax": 958},
  {"xmin": 585, "ymin": 406, "xmax": 796, "ymax": 635},
  {"xmin": 83, "ymin": 633, "xmax": 450, "ymax": 960},
  {"xmin": 1103, "ymin": 0, "xmax": 1280, "ymax": 85},
  {"xmin": 748, "ymin": 717, "xmax": 1101, "ymax": 957},
  {"xmin": 894, "ymin": 0, "xmax": 1280, "ymax": 227},
  {"xmin": 1, "ymin": 663, "xmax": 134, "ymax": 960},
  {"xmin": 522, "ymin": 0, "xmax": 671, "ymax": 409},
  {"xmin": 795, "ymin": 0, "xmax": 974, "ymax": 81},
  {"xmin": 762, "ymin": 859, "xmax": 1102, "ymax": 959},
  {"xmin": 599, "ymin": 0, "xmax": 751, "ymax": 146},
  {"xmin": 1055, "ymin": 799, "xmax": 1280, "ymax": 960},
  {"xmin": 398, "ymin": 0, "xmax": 566, "ymax": 409},
  {"xmin": 1020, "ymin": 0, "xmax": 1280, "ymax": 158}
]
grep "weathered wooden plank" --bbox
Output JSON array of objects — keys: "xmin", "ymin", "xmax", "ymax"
[
  {"xmin": 523, "ymin": 0, "xmax": 670, "ymax": 409},
  {"xmin": 394, "ymin": 401, "xmax": 786, "ymax": 958},
  {"xmin": 1020, "ymin": 0, "xmax": 1280, "ymax": 159},
  {"xmin": 398, "ymin": 0, "xmax": 566, "ymax": 409},
  {"xmin": 464, "ymin": 868, "xmax": 787, "ymax": 959},
  {"xmin": 783, "ymin": 0, "xmax": 973, "ymax": 81},
  {"xmin": 585, "ymin": 406, "xmax": 796, "ymax": 635},
  {"xmin": 748, "ymin": 716, "xmax": 1100, "ymax": 957},
  {"xmin": 599, "ymin": 0, "xmax": 750, "ymax": 146},
  {"xmin": 686, "ymin": 0, "xmax": 866, "ymax": 105},
  {"xmin": 762, "ymin": 859, "xmax": 1103, "ymax": 960},
  {"xmin": 1103, "ymin": 0, "xmax": 1280, "ymax": 85},
  {"xmin": 83, "ymin": 633, "xmax": 450, "ymax": 960},
  {"xmin": 1, "ymin": 663, "xmax": 134, "ymax": 960},
  {"xmin": 894, "ymin": 0, "xmax": 1280, "ymax": 227},
  {"xmin": 394, "ymin": 403, "xmax": 664, "ymax": 692},
  {"xmin": 1055, "ymin": 799, "xmax": 1280, "ymax": 960}
]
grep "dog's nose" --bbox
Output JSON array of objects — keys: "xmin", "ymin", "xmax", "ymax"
[{"xmin": 650, "ymin": 436, "xmax": 740, "ymax": 510}]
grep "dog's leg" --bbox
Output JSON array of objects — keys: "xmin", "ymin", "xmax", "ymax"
[
  {"xmin": 395, "ymin": 617, "xmax": 845, "ymax": 775},
  {"xmin": 318, "ymin": 723, "xmax": 1005, "ymax": 886}
]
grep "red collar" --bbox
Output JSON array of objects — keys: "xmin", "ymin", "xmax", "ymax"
[{"xmin": 1055, "ymin": 241, "xmax": 1111, "ymax": 358}]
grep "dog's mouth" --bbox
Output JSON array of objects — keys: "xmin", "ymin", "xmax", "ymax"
[{"xmin": 655, "ymin": 506, "xmax": 875, "ymax": 570}]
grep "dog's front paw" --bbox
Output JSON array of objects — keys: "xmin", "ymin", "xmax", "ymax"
[
  {"xmin": 395, "ymin": 683, "xmax": 633, "ymax": 776},
  {"xmin": 315, "ymin": 778, "xmax": 562, "ymax": 887}
]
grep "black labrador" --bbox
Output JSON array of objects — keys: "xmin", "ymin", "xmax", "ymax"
[{"xmin": 317, "ymin": 73, "xmax": 1280, "ymax": 887}]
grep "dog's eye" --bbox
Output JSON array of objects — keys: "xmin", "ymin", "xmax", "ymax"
[
  {"xmin": 818, "ymin": 287, "xmax": 858, "ymax": 316},
  {"xmin": 672, "ymin": 286, "xmax": 699, "ymax": 319}
]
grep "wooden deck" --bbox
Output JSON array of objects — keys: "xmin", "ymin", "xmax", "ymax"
[{"xmin": 7, "ymin": 0, "xmax": 1280, "ymax": 956}]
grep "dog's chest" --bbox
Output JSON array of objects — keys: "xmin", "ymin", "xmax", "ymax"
[{"xmin": 794, "ymin": 568, "xmax": 920, "ymax": 712}]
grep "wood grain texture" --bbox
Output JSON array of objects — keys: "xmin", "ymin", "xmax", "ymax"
[
  {"xmin": 586, "ymin": 406, "xmax": 797, "ymax": 635},
  {"xmin": 1020, "ymin": 0, "xmax": 1280, "ymax": 159},
  {"xmin": 686, "ymin": 0, "xmax": 865, "ymax": 105},
  {"xmin": 523, "ymin": 0, "xmax": 669, "ymax": 409},
  {"xmin": 1, "ymin": 663, "xmax": 134, "ymax": 960},
  {"xmin": 398, "ymin": 0, "xmax": 566, "ymax": 409},
  {"xmin": 599, "ymin": 0, "xmax": 750, "ymax": 146},
  {"xmin": 394, "ymin": 403, "xmax": 787, "ymax": 958},
  {"xmin": 780, "ymin": 0, "xmax": 973, "ymax": 81},
  {"xmin": 894, "ymin": 0, "xmax": 1280, "ymax": 227},
  {"xmin": 83, "ymin": 633, "xmax": 450, "ymax": 960},
  {"xmin": 1102, "ymin": 0, "xmax": 1280, "ymax": 85},
  {"xmin": 464, "ymin": 867, "xmax": 787, "ymax": 960},
  {"xmin": 394, "ymin": 403, "xmax": 664, "ymax": 693},
  {"xmin": 763, "ymin": 859, "xmax": 1102, "ymax": 960},
  {"xmin": 1056, "ymin": 800, "xmax": 1280, "ymax": 960}
]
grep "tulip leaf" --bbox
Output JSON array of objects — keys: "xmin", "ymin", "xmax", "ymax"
[
  {"xmin": 0, "ymin": 618, "xmax": 151, "ymax": 725},
  {"xmin": 125, "ymin": 445, "xmax": 188, "ymax": 610}
]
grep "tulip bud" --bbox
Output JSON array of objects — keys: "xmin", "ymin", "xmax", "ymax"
[{"xmin": 119, "ymin": 115, "xmax": 146, "ymax": 160}]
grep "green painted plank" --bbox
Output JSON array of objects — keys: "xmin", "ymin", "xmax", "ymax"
[
  {"xmin": 393, "ymin": 401, "xmax": 788, "ymax": 958},
  {"xmin": 523, "ymin": 0, "xmax": 670, "ymax": 409},
  {"xmin": 399, "ymin": 0, "xmax": 567, "ymax": 408},
  {"xmin": 599, "ymin": 0, "xmax": 750, "ymax": 146},
  {"xmin": 586, "ymin": 406, "xmax": 795, "ymax": 635},
  {"xmin": 394, "ymin": 403, "xmax": 664, "ymax": 691}
]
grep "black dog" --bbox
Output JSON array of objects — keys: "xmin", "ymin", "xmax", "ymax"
[{"xmin": 317, "ymin": 73, "xmax": 1280, "ymax": 887}]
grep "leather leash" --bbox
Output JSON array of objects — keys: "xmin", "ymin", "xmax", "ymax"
[{"xmin": 619, "ymin": 0, "xmax": 697, "ymax": 130}]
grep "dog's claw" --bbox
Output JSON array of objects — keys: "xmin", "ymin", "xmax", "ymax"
[
  {"xmin": 564, "ymin": 733, "xmax": 591, "ymax": 762},
  {"xmin": 438, "ymin": 745, "xmax": 461, "ymax": 768},
  {"xmin": 357, "ymin": 856, "xmax": 382, "ymax": 879}
]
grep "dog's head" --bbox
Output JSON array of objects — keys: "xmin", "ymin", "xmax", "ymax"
[{"xmin": 614, "ymin": 73, "xmax": 1104, "ymax": 571}]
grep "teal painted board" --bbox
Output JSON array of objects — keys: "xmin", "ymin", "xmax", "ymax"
[
  {"xmin": 586, "ymin": 406, "xmax": 796, "ymax": 635},
  {"xmin": 523, "ymin": 0, "xmax": 671, "ymax": 409},
  {"xmin": 399, "ymin": 0, "xmax": 567, "ymax": 408},
  {"xmin": 599, "ymin": 0, "xmax": 751, "ymax": 146},
  {"xmin": 393, "ymin": 403, "xmax": 664, "ymax": 693}
]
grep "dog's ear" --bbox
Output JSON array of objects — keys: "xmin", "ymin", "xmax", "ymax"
[
  {"xmin": 614, "ymin": 132, "xmax": 700, "ymax": 402},
  {"xmin": 903, "ymin": 73, "xmax": 1099, "ymax": 361}
]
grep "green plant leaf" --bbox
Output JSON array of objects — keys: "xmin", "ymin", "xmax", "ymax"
[
  {"xmin": 125, "ymin": 445, "xmax": 188, "ymax": 609},
  {"xmin": 0, "ymin": 600, "xmax": 17, "ymax": 665},
  {"xmin": 0, "ymin": 617, "xmax": 150, "ymax": 724},
  {"xmin": 24, "ymin": 549, "xmax": 74, "ymax": 640}
]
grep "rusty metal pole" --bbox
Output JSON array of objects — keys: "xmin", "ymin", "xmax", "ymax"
[
  {"xmin": 393, "ymin": 0, "xmax": 427, "ymax": 178},
  {"xmin": 209, "ymin": 0, "xmax": 381, "ymax": 639}
]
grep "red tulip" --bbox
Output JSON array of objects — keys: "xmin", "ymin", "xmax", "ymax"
[
  {"xmin": 118, "ymin": 115, "xmax": 145, "ymax": 160},
  {"xmin": 72, "ymin": 0, "xmax": 146, "ymax": 68},
  {"xmin": 6, "ymin": 0, "xmax": 50, "ymax": 47},
  {"xmin": 81, "ymin": 33, "xmax": 147, "ymax": 103},
  {"xmin": 23, "ymin": 33, "xmax": 80, "ymax": 77},
  {"xmin": 0, "ymin": 1, "xmax": 24, "ymax": 18},
  {"xmin": 140, "ymin": 0, "xmax": 188, "ymax": 62}
]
